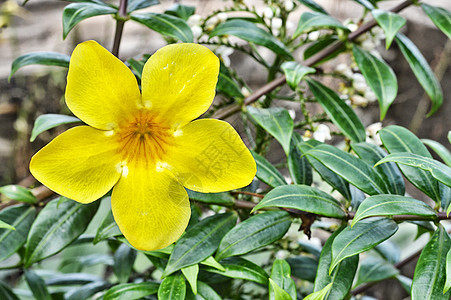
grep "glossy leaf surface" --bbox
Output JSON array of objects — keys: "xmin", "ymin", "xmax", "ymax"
[
  {"xmin": 131, "ymin": 12, "xmax": 193, "ymax": 42},
  {"xmin": 294, "ymin": 11, "xmax": 348, "ymax": 38},
  {"xmin": 371, "ymin": 9, "xmax": 406, "ymax": 49},
  {"xmin": 9, "ymin": 52, "xmax": 70, "ymax": 80},
  {"xmin": 30, "ymin": 114, "xmax": 82, "ymax": 142},
  {"xmin": 251, "ymin": 151, "xmax": 287, "ymax": 187}
]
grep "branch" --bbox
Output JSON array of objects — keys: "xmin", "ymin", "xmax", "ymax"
[{"xmin": 112, "ymin": 0, "xmax": 128, "ymax": 57}]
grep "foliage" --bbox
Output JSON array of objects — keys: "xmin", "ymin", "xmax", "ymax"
[{"xmin": 2, "ymin": 0, "xmax": 451, "ymax": 299}]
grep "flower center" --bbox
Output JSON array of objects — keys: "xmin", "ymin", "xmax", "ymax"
[{"xmin": 117, "ymin": 111, "xmax": 173, "ymax": 167}]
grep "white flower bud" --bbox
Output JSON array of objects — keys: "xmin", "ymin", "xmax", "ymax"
[
  {"xmin": 350, "ymin": 95, "xmax": 368, "ymax": 106},
  {"xmin": 288, "ymin": 109, "xmax": 296, "ymax": 120},
  {"xmin": 335, "ymin": 63, "xmax": 353, "ymax": 78},
  {"xmin": 308, "ymin": 30, "xmax": 320, "ymax": 41},
  {"xmin": 283, "ymin": 0, "xmax": 294, "ymax": 11},
  {"xmin": 272, "ymin": 17, "xmax": 283, "ymax": 30},
  {"xmin": 263, "ymin": 6, "xmax": 273, "ymax": 19},
  {"xmin": 366, "ymin": 122, "xmax": 382, "ymax": 137},
  {"xmin": 353, "ymin": 81, "xmax": 368, "ymax": 94},
  {"xmin": 361, "ymin": 39, "xmax": 375, "ymax": 51},
  {"xmin": 191, "ymin": 25, "xmax": 203, "ymax": 40},
  {"xmin": 205, "ymin": 16, "xmax": 218, "ymax": 31},
  {"xmin": 364, "ymin": 89, "xmax": 377, "ymax": 102},
  {"xmin": 313, "ymin": 124, "xmax": 331, "ymax": 142},
  {"xmin": 187, "ymin": 14, "xmax": 202, "ymax": 27},
  {"xmin": 215, "ymin": 45, "xmax": 234, "ymax": 67},
  {"xmin": 217, "ymin": 12, "xmax": 228, "ymax": 23},
  {"xmin": 275, "ymin": 250, "xmax": 290, "ymax": 260}
]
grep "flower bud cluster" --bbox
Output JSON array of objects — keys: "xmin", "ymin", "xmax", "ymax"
[
  {"xmin": 335, "ymin": 63, "xmax": 377, "ymax": 107},
  {"xmin": 366, "ymin": 122, "xmax": 383, "ymax": 145}
]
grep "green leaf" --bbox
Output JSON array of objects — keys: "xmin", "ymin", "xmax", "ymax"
[
  {"xmin": 352, "ymin": 0, "xmax": 376, "ymax": 10},
  {"xmin": 187, "ymin": 189, "xmax": 235, "ymax": 206},
  {"xmin": 287, "ymin": 256, "xmax": 318, "ymax": 282},
  {"xmin": 206, "ymin": 257, "xmax": 268, "ymax": 285},
  {"xmin": 303, "ymin": 36, "xmax": 343, "ymax": 64},
  {"xmin": 30, "ymin": 114, "xmax": 82, "ymax": 142},
  {"xmin": 314, "ymin": 226, "xmax": 358, "ymax": 299},
  {"xmin": 9, "ymin": 52, "xmax": 71, "ymax": 80},
  {"xmin": 217, "ymin": 63, "xmax": 244, "ymax": 98},
  {"xmin": 216, "ymin": 211, "xmax": 291, "ymax": 261},
  {"xmin": 165, "ymin": 3, "xmax": 195, "ymax": 21},
  {"xmin": 65, "ymin": 281, "xmax": 111, "ymax": 300},
  {"xmin": 158, "ymin": 274, "xmax": 186, "ymax": 300},
  {"xmin": 379, "ymin": 125, "xmax": 443, "ymax": 202},
  {"xmin": 163, "ymin": 213, "xmax": 237, "ymax": 277},
  {"xmin": 352, "ymin": 45, "xmax": 397, "ymax": 120},
  {"xmin": 395, "ymin": 33, "xmax": 443, "ymax": 116},
  {"xmin": 24, "ymin": 197, "xmax": 99, "ymax": 266},
  {"xmin": 270, "ymin": 259, "xmax": 296, "ymax": 300},
  {"xmin": 298, "ymin": 140, "xmax": 351, "ymax": 200},
  {"xmin": 24, "ymin": 269, "xmax": 51, "ymax": 300},
  {"xmin": 268, "ymin": 278, "xmax": 292, "ymax": 300},
  {"xmin": 397, "ymin": 275, "xmax": 413, "ymax": 294},
  {"xmin": 306, "ymin": 78, "xmax": 366, "ymax": 143},
  {"xmin": 127, "ymin": 0, "xmax": 159, "ymax": 13},
  {"xmin": 421, "ymin": 4, "xmax": 451, "ymax": 40},
  {"xmin": 371, "ymin": 9, "xmax": 406, "ymax": 49},
  {"xmin": 305, "ymin": 283, "xmax": 332, "ymax": 300},
  {"xmin": 0, "ymin": 185, "xmax": 37, "ymax": 204},
  {"xmin": 182, "ymin": 264, "xmax": 199, "ymax": 294},
  {"xmin": 0, "ymin": 280, "xmax": 19, "ymax": 300},
  {"xmin": 197, "ymin": 281, "xmax": 222, "ymax": 300},
  {"xmin": 103, "ymin": 282, "xmax": 159, "ymax": 300},
  {"xmin": 422, "ymin": 139, "xmax": 451, "ymax": 167},
  {"xmin": 247, "ymin": 107, "xmax": 294, "ymax": 155},
  {"xmin": 253, "ymin": 185, "xmax": 346, "ymax": 218},
  {"xmin": 251, "ymin": 150, "xmax": 287, "ymax": 187},
  {"xmin": 351, "ymin": 142, "xmax": 405, "ymax": 195},
  {"xmin": 412, "ymin": 225, "xmax": 451, "ymax": 299},
  {"xmin": 354, "ymin": 256, "xmax": 399, "ymax": 287},
  {"xmin": 93, "ymin": 209, "xmax": 121, "ymax": 244},
  {"xmin": 0, "ymin": 220, "xmax": 14, "ymax": 231},
  {"xmin": 304, "ymin": 144, "xmax": 389, "ymax": 195},
  {"xmin": 330, "ymin": 218, "xmax": 398, "ymax": 273},
  {"xmin": 200, "ymin": 256, "xmax": 225, "ymax": 272},
  {"xmin": 0, "ymin": 205, "xmax": 35, "ymax": 261},
  {"xmin": 281, "ymin": 61, "xmax": 316, "ymax": 90},
  {"xmin": 375, "ymin": 240, "xmax": 400, "ymax": 264},
  {"xmin": 62, "ymin": 3, "xmax": 117, "ymax": 39},
  {"xmin": 294, "ymin": 11, "xmax": 349, "ymax": 38},
  {"xmin": 297, "ymin": 0, "xmax": 328, "ymax": 14},
  {"xmin": 288, "ymin": 133, "xmax": 313, "ymax": 185},
  {"xmin": 114, "ymin": 244, "xmax": 137, "ymax": 283},
  {"xmin": 45, "ymin": 272, "xmax": 103, "ymax": 286},
  {"xmin": 376, "ymin": 153, "xmax": 451, "ymax": 188},
  {"xmin": 352, "ymin": 195, "xmax": 436, "ymax": 226},
  {"xmin": 210, "ymin": 19, "xmax": 293, "ymax": 59},
  {"xmin": 131, "ymin": 12, "xmax": 193, "ymax": 42},
  {"xmin": 445, "ymin": 248, "xmax": 451, "ymax": 293}
]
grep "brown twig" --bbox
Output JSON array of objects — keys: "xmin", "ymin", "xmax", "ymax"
[{"xmin": 112, "ymin": 0, "xmax": 128, "ymax": 57}]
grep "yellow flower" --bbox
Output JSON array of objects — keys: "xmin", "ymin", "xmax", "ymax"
[{"xmin": 30, "ymin": 41, "xmax": 256, "ymax": 251}]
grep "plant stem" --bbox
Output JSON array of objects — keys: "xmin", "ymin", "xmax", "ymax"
[{"xmin": 112, "ymin": 0, "xmax": 128, "ymax": 57}]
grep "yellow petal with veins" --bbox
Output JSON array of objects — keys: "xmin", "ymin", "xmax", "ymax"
[
  {"xmin": 141, "ymin": 43, "xmax": 219, "ymax": 128},
  {"xmin": 30, "ymin": 126, "xmax": 122, "ymax": 203},
  {"xmin": 66, "ymin": 40, "xmax": 141, "ymax": 130},
  {"xmin": 165, "ymin": 119, "xmax": 256, "ymax": 193},
  {"xmin": 111, "ymin": 164, "xmax": 190, "ymax": 251}
]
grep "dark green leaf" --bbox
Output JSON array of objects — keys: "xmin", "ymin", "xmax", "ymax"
[
  {"xmin": 303, "ymin": 36, "xmax": 343, "ymax": 64},
  {"xmin": 379, "ymin": 125, "xmax": 443, "ymax": 202},
  {"xmin": 24, "ymin": 269, "xmax": 51, "ymax": 300},
  {"xmin": 216, "ymin": 211, "xmax": 291, "ymax": 260},
  {"xmin": 281, "ymin": 61, "xmax": 316, "ymax": 90},
  {"xmin": 294, "ymin": 11, "xmax": 349, "ymax": 38},
  {"xmin": 127, "ymin": 0, "xmax": 159, "ymax": 13},
  {"xmin": 422, "ymin": 139, "xmax": 451, "ymax": 167},
  {"xmin": 352, "ymin": 45, "xmax": 397, "ymax": 120},
  {"xmin": 131, "ymin": 13, "xmax": 193, "ymax": 42},
  {"xmin": 200, "ymin": 256, "xmax": 225, "ymax": 272},
  {"xmin": 331, "ymin": 218, "xmax": 398, "ymax": 273},
  {"xmin": 253, "ymin": 185, "xmax": 346, "ymax": 218},
  {"xmin": 197, "ymin": 281, "xmax": 222, "ymax": 300},
  {"xmin": 207, "ymin": 257, "xmax": 268, "ymax": 285},
  {"xmin": 93, "ymin": 209, "xmax": 121, "ymax": 244},
  {"xmin": 165, "ymin": 3, "xmax": 195, "ymax": 21},
  {"xmin": 30, "ymin": 114, "xmax": 82, "ymax": 142},
  {"xmin": 65, "ymin": 281, "xmax": 111, "ymax": 300},
  {"xmin": 305, "ymin": 283, "xmax": 332, "ymax": 300},
  {"xmin": 163, "ymin": 213, "xmax": 237, "ymax": 277},
  {"xmin": 371, "ymin": 9, "xmax": 406, "ymax": 49},
  {"xmin": 0, "ymin": 220, "xmax": 14, "ymax": 230},
  {"xmin": 270, "ymin": 259, "xmax": 296, "ymax": 300},
  {"xmin": 287, "ymin": 256, "xmax": 318, "ymax": 282},
  {"xmin": 0, "ymin": 205, "xmax": 35, "ymax": 261},
  {"xmin": 114, "ymin": 244, "xmax": 137, "ymax": 283},
  {"xmin": 181, "ymin": 264, "xmax": 198, "ymax": 294},
  {"xmin": 158, "ymin": 274, "xmax": 186, "ymax": 300},
  {"xmin": 314, "ymin": 226, "xmax": 358, "ymax": 299},
  {"xmin": 0, "ymin": 185, "xmax": 37, "ymax": 204},
  {"xmin": 288, "ymin": 133, "xmax": 313, "ymax": 185},
  {"xmin": 397, "ymin": 275, "xmax": 412, "ymax": 294},
  {"xmin": 421, "ymin": 4, "xmax": 451, "ymax": 39},
  {"xmin": 210, "ymin": 19, "xmax": 293, "ymax": 59},
  {"xmin": 305, "ymin": 144, "xmax": 390, "ymax": 195},
  {"xmin": 268, "ymin": 278, "xmax": 292, "ymax": 300},
  {"xmin": 217, "ymin": 63, "xmax": 244, "ymax": 98},
  {"xmin": 298, "ymin": 140, "xmax": 351, "ymax": 200},
  {"xmin": 187, "ymin": 189, "xmax": 235, "ymax": 206},
  {"xmin": 297, "ymin": 0, "xmax": 327, "ymax": 14},
  {"xmin": 306, "ymin": 78, "xmax": 366, "ymax": 143},
  {"xmin": 351, "ymin": 142, "xmax": 405, "ymax": 195},
  {"xmin": 412, "ymin": 225, "xmax": 451, "ymax": 299},
  {"xmin": 45, "ymin": 272, "xmax": 103, "ymax": 286},
  {"xmin": 352, "ymin": 195, "xmax": 436, "ymax": 226},
  {"xmin": 395, "ymin": 33, "xmax": 443, "ymax": 116},
  {"xmin": 9, "ymin": 52, "xmax": 71, "ymax": 80},
  {"xmin": 0, "ymin": 281, "xmax": 19, "ymax": 300},
  {"xmin": 352, "ymin": 0, "xmax": 376, "ymax": 10},
  {"xmin": 375, "ymin": 240, "xmax": 401, "ymax": 264},
  {"xmin": 354, "ymin": 256, "xmax": 399, "ymax": 287},
  {"xmin": 24, "ymin": 197, "xmax": 99, "ymax": 266},
  {"xmin": 103, "ymin": 282, "xmax": 159, "ymax": 300},
  {"xmin": 251, "ymin": 150, "xmax": 287, "ymax": 187},
  {"xmin": 445, "ymin": 248, "xmax": 451, "ymax": 293},
  {"xmin": 247, "ymin": 107, "xmax": 294, "ymax": 154},
  {"xmin": 62, "ymin": 3, "xmax": 117, "ymax": 39}
]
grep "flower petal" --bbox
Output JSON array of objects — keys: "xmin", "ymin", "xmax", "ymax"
[
  {"xmin": 166, "ymin": 119, "xmax": 256, "ymax": 193},
  {"xmin": 141, "ymin": 43, "xmax": 219, "ymax": 127},
  {"xmin": 111, "ymin": 165, "xmax": 190, "ymax": 251},
  {"xmin": 66, "ymin": 40, "xmax": 141, "ymax": 130},
  {"xmin": 30, "ymin": 126, "xmax": 122, "ymax": 203}
]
